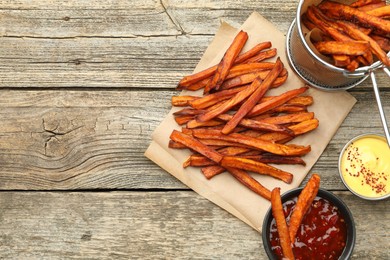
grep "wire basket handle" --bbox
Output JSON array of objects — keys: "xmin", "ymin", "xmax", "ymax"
[{"xmin": 370, "ymin": 68, "xmax": 390, "ymax": 147}]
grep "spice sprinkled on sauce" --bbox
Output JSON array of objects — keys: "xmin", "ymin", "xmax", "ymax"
[{"xmin": 340, "ymin": 135, "xmax": 390, "ymax": 198}]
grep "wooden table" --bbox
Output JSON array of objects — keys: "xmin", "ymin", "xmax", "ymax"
[{"xmin": 0, "ymin": 1, "xmax": 388, "ymax": 259}]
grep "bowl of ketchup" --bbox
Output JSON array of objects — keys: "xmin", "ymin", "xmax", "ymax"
[{"xmin": 262, "ymin": 188, "xmax": 356, "ymax": 260}]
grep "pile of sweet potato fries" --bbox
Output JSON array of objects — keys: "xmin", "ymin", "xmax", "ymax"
[
  {"xmin": 169, "ymin": 30, "xmax": 319, "ymax": 201},
  {"xmin": 303, "ymin": 0, "xmax": 390, "ymax": 71},
  {"xmin": 271, "ymin": 174, "xmax": 320, "ymax": 260}
]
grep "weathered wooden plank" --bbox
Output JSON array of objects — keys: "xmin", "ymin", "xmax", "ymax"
[
  {"xmin": 0, "ymin": 36, "xmax": 212, "ymax": 88},
  {"xmin": 0, "ymin": 0, "xmax": 295, "ymax": 37},
  {"xmin": 0, "ymin": 89, "xmax": 388, "ymax": 190},
  {"xmin": 0, "ymin": 35, "xmax": 206, "ymax": 88},
  {"xmin": 0, "ymin": 191, "xmax": 388, "ymax": 259},
  {"xmin": 0, "ymin": 35, "xmax": 388, "ymax": 89},
  {"xmin": 0, "ymin": 0, "xmax": 180, "ymax": 37},
  {"xmin": 0, "ymin": 1, "xmax": 388, "ymax": 89}
]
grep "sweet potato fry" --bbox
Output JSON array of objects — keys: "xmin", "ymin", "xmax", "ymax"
[
  {"xmin": 201, "ymin": 144, "xmax": 309, "ymax": 179},
  {"xmin": 177, "ymin": 41, "xmax": 271, "ymax": 88},
  {"xmin": 183, "ymin": 78, "xmax": 210, "ymax": 91},
  {"xmin": 217, "ymin": 113, "xmax": 294, "ymax": 135},
  {"xmin": 222, "ymin": 58, "xmax": 284, "ymax": 134},
  {"xmin": 358, "ymin": 2, "xmax": 386, "ymax": 12},
  {"xmin": 271, "ymin": 188, "xmax": 295, "ymax": 260},
  {"xmin": 185, "ymin": 152, "xmax": 261, "ymax": 168},
  {"xmin": 270, "ymin": 105, "xmax": 308, "ymax": 114},
  {"xmin": 201, "ymin": 161, "xmax": 248, "ymax": 180},
  {"xmin": 170, "ymin": 139, "xmax": 223, "ymax": 151},
  {"xmin": 306, "ymin": 6, "xmax": 354, "ymax": 42},
  {"xmin": 219, "ymin": 71, "xmax": 270, "ymax": 90},
  {"xmin": 171, "ymin": 95, "xmax": 199, "ymax": 107},
  {"xmin": 174, "ymin": 115, "xmax": 195, "ymax": 125},
  {"xmin": 270, "ymin": 73, "xmax": 288, "ymax": 88},
  {"xmin": 248, "ymin": 86, "xmax": 309, "ymax": 117},
  {"xmin": 371, "ymin": 34, "xmax": 390, "ymax": 52},
  {"xmin": 287, "ymin": 118, "xmax": 319, "ymax": 136},
  {"xmin": 336, "ymin": 20, "xmax": 390, "ymax": 66},
  {"xmin": 189, "ymin": 85, "xmax": 247, "ymax": 110},
  {"xmin": 168, "ymin": 140, "xmax": 187, "ymax": 149},
  {"xmin": 177, "ymin": 67, "xmax": 217, "ymax": 89},
  {"xmin": 196, "ymin": 75, "xmax": 263, "ymax": 123},
  {"xmin": 244, "ymin": 48, "xmax": 277, "ymax": 63},
  {"xmin": 346, "ymin": 60, "xmax": 360, "ymax": 71},
  {"xmin": 201, "ymin": 165, "xmax": 226, "ymax": 179},
  {"xmin": 258, "ymin": 112, "xmax": 315, "ymax": 125},
  {"xmin": 304, "ymin": 4, "xmax": 384, "ymax": 70},
  {"xmin": 367, "ymin": 5, "xmax": 390, "ymax": 17},
  {"xmin": 180, "ymin": 128, "xmax": 193, "ymax": 136},
  {"xmin": 199, "ymin": 138, "xmax": 251, "ymax": 148},
  {"xmin": 259, "ymin": 119, "xmax": 319, "ymax": 143},
  {"xmin": 287, "ymin": 96, "xmax": 313, "ymax": 106},
  {"xmin": 220, "ymin": 70, "xmax": 288, "ymax": 91},
  {"xmin": 226, "ymin": 167, "xmax": 272, "ymax": 200},
  {"xmin": 288, "ymin": 174, "xmax": 321, "ymax": 243},
  {"xmin": 203, "ymin": 98, "xmax": 231, "ymax": 112},
  {"xmin": 302, "ymin": 13, "xmax": 318, "ymax": 31},
  {"xmin": 244, "ymin": 112, "xmax": 276, "ymax": 123},
  {"xmin": 314, "ymin": 4, "xmax": 374, "ymax": 35},
  {"xmin": 234, "ymin": 41, "xmax": 272, "ymax": 63},
  {"xmin": 186, "ymin": 119, "xmax": 223, "ymax": 129},
  {"xmin": 169, "ymin": 130, "xmax": 223, "ymax": 163},
  {"xmin": 221, "ymin": 156, "xmax": 293, "ymax": 183},
  {"xmin": 184, "ymin": 62, "xmax": 278, "ymax": 91},
  {"xmin": 355, "ymin": 55, "xmax": 370, "ymax": 67},
  {"xmin": 217, "ymin": 146, "xmax": 254, "ymax": 156},
  {"xmin": 248, "ymin": 154, "xmax": 306, "ymax": 166},
  {"xmin": 261, "ymin": 96, "xmax": 313, "ymax": 107},
  {"xmin": 227, "ymin": 62, "xmax": 276, "ymax": 79},
  {"xmin": 204, "ymin": 30, "xmax": 249, "ymax": 93},
  {"xmin": 240, "ymin": 131, "xmax": 268, "ymax": 140},
  {"xmin": 184, "ymin": 154, "xmax": 215, "ymax": 167},
  {"xmin": 319, "ymin": 1, "xmax": 390, "ymax": 34},
  {"xmin": 333, "ymin": 55, "xmax": 352, "ymax": 67},
  {"xmin": 314, "ymin": 41, "xmax": 370, "ymax": 56},
  {"xmin": 192, "ymin": 129, "xmax": 311, "ymax": 156},
  {"xmin": 361, "ymin": 49, "xmax": 374, "ymax": 64},
  {"xmin": 187, "ymin": 153, "xmax": 306, "ymax": 168},
  {"xmin": 351, "ymin": 0, "xmax": 383, "ymax": 8},
  {"xmin": 173, "ymin": 108, "xmax": 204, "ymax": 117}
]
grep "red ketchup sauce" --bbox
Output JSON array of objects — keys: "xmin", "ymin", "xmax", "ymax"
[{"xmin": 269, "ymin": 197, "xmax": 347, "ymax": 260}]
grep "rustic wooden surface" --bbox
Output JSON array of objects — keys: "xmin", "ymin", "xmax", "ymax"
[{"xmin": 0, "ymin": 0, "xmax": 389, "ymax": 259}]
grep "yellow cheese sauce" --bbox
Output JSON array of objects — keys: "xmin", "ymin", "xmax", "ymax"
[{"xmin": 340, "ymin": 135, "xmax": 390, "ymax": 198}]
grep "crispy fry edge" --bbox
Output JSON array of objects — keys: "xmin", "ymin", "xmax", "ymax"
[{"xmin": 271, "ymin": 188, "xmax": 295, "ymax": 260}]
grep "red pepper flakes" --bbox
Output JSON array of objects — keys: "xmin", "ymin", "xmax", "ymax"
[{"xmin": 344, "ymin": 144, "xmax": 387, "ymax": 195}]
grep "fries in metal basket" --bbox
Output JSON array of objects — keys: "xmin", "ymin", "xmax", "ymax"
[{"xmin": 303, "ymin": 0, "xmax": 390, "ymax": 71}]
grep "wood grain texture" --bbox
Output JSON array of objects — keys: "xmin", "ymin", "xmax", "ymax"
[
  {"xmin": 0, "ymin": 0, "xmax": 180, "ymax": 37},
  {"xmin": 0, "ymin": 0, "xmax": 389, "ymax": 258},
  {"xmin": 0, "ymin": 36, "xmax": 210, "ymax": 88},
  {"xmin": 0, "ymin": 0, "xmax": 388, "ymax": 89},
  {"xmin": 0, "ymin": 90, "xmax": 388, "ymax": 190},
  {"xmin": 0, "ymin": 191, "xmax": 388, "ymax": 259},
  {"xmin": 0, "ymin": 0, "xmax": 293, "ymax": 37}
]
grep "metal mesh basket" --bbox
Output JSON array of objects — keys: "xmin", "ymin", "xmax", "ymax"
[{"xmin": 286, "ymin": 0, "xmax": 390, "ymax": 145}]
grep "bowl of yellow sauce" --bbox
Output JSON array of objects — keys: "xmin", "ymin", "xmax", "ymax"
[{"xmin": 339, "ymin": 134, "xmax": 390, "ymax": 200}]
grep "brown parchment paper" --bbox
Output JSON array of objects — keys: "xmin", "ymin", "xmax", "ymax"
[{"xmin": 144, "ymin": 12, "xmax": 356, "ymax": 232}]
